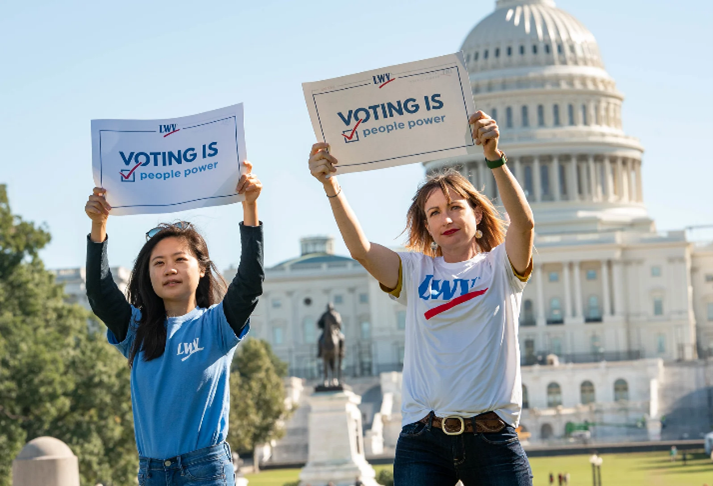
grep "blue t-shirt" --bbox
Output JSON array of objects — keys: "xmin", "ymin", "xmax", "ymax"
[{"xmin": 108, "ymin": 303, "xmax": 248, "ymax": 459}]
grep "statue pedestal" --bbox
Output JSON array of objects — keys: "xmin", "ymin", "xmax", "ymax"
[{"xmin": 299, "ymin": 389, "xmax": 379, "ymax": 486}]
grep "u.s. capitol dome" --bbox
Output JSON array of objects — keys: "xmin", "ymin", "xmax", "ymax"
[{"xmin": 427, "ymin": 0, "xmax": 650, "ymax": 235}]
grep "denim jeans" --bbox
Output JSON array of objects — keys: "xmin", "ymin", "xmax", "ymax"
[
  {"xmin": 394, "ymin": 417, "xmax": 533, "ymax": 486},
  {"xmin": 138, "ymin": 442, "xmax": 235, "ymax": 486}
]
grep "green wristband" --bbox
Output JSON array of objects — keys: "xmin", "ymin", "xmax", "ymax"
[{"xmin": 485, "ymin": 152, "xmax": 508, "ymax": 169}]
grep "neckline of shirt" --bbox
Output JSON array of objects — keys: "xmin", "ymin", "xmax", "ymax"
[
  {"xmin": 165, "ymin": 307, "xmax": 203, "ymax": 323},
  {"xmin": 435, "ymin": 251, "xmax": 488, "ymax": 269}
]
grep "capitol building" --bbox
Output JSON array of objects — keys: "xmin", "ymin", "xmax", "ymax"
[{"xmin": 55, "ymin": 0, "xmax": 712, "ymax": 458}]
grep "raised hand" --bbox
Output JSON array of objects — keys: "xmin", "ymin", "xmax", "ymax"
[
  {"xmin": 85, "ymin": 187, "xmax": 111, "ymax": 224},
  {"xmin": 308, "ymin": 143, "xmax": 338, "ymax": 186},
  {"xmin": 469, "ymin": 111, "xmax": 501, "ymax": 160},
  {"xmin": 237, "ymin": 161, "xmax": 262, "ymax": 205}
]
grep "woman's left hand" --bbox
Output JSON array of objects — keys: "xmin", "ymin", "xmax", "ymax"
[
  {"xmin": 237, "ymin": 161, "xmax": 262, "ymax": 204},
  {"xmin": 469, "ymin": 111, "xmax": 501, "ymax": 160}
]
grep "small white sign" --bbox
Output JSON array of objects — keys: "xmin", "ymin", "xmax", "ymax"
[
  {"xmin": 91, "ymin": 104, "xmax": 247, "ymax": 216},
  {"xmin": 302, "ymin": 53, "xmax": 477, "ymax": 174}
]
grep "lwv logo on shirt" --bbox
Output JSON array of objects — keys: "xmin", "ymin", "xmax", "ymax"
[{"xmin": 177, "ymin": 338, "xmax": 204, "ymax": 361}]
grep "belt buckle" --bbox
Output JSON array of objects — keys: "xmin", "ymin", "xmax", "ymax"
[{"xmin": 442, "ymin": 416, "xmax": 465, "ymax": 436}]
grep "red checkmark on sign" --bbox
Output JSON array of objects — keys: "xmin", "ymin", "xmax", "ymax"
[
  {"xmin": 342, "ymin": 119, "xmax": 363, "ymax": 141},
  {"xmin": 163, "ymin": 129, "xmax": 180, "ymax": 137},
  {"xmin": 379, "ymin": 78, "xmax": 395, "ymax": 88},
  {"xmin": 120, "ymin": 162, "xmax": 142, "ymax": 180}
]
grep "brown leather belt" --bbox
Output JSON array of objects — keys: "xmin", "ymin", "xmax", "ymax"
[{"xmin": 419, "ymin": 411, "xmax": 506, "ymax": 435}]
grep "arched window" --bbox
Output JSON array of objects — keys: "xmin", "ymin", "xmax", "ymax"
[
  {"xmin": 491, "ymin": 108, "xmax": 498, "ymax": 123},
  {"xmin": 581, "ymin": 104, "xmax": 588, "ymax": 125},
  {"xmin": 537, "ymin": 105, "xmax": 545, "ymax": 126},
  {"xmin": 547, "ymin": 382, "xmax": 562, "ymax": 407},
  {"xmin": 506, "ymin": 106, "xmax": 513, "ymax": 128},
  {"xmin": 653, "ymin": 296, "xmax": 664, "ymax": 316},
  {"xmin": 553, "ymin": 104, "xmax": 561, "ymax": 126},
  {"xmin": 507, "ymin": 46, "xmax": 512, "ymax": 56},
  {"xmin": 581, "ymin": 380, "xmax": 596, "ymax": 404},
  {"xmin": 475, "ymin": 52, "xmax": 479, "ymax": 61},
  {"xmin": 495, "ymin": 47, "xmax": 500, "ymax": 58},
  {"xmin": 522, "ymin": 385, "xmax": 529, "ymax": 409},
  {"xmin": 550, "ymin": 297, "xmax": 562, "ymax": 322},
  {"xmin": 522, "ymin": 106, "xmax": 530, "ymax": 127},
  {"xmin": 568, "ymin": 104, "xmax": 575, "ymax": 126},
  {"xmin": 522, "ymin": 299, "xmax": 535, "ymax": 326},
  {"xmin": 484, "ymin": 49, "xmax": 489, "ymax": 59},
  {"xmin": 520, "ymin": 45, "xmax": 525, "ymax": 55},
  {"xmin": 532, "ymin": 45, "xmax": 538, "ymax": 55},
  {"xmin": 524, "ymin": 165, "xmax": 533, "ymax": 199},
  {"xmin": 614, "ymin": 379, "xmax": 629, "ymax": 401},
  {"xmin": 466, "ymin": 53, "xmax": 471, "ymax": 63},
  {"xmin": 303, "ymin": 317, "xmax": 316, "ymax": 344},
  {"xmin": 541, "ymin": 423, "xmax": 554, "ymax": 439},
  {"xmin": 545, "ymin": 44, "xmax": 551, "ymax": 54}
]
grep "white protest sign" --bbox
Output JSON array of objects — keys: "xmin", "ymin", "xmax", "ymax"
[
  {"xmin": 91, "ymin": 104, "xmax": 247, "ymax": 216},
  {"xmin": 302, "ymin": 53, "xmax": 477, "ymax": 174}
]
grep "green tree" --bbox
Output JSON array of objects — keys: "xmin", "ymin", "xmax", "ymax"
[
  {"xmin": 0, "ymin": 185, "xmax": 135, "ymax": 486},
  {"xmin": 228, "ymin": 338, "xmax": 292, "ymax": 473}
]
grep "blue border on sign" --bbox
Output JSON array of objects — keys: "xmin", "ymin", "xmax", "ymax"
[
  {"xmin": 311, "ymin": 65, "xmax": 475, "ymax": 168},
  {"xmin": 99, "ymin": 116, "xmax": 241, "ymax": 209}
]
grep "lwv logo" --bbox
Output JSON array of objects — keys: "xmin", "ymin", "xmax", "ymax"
[
  {"xmin": 159, "ymin": 124, "xmax": 180, "ymax": 137},
  {"xmin": 177, "ymin": 338, "xmax": 204, "ymax": 361}
]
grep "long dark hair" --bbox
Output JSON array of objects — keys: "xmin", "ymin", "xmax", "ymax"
[
  {"xmin": 405, "ymin": 169, "xmax": 506, "ymax": 257},
  {"xmin": 127, "ymin": 223, "xmax": 227, "ymax": 367}
]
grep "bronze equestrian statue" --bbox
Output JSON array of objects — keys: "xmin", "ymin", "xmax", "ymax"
[{"xmin": 317, "ymin": 303, "xmax": 345, "ymax": 388}]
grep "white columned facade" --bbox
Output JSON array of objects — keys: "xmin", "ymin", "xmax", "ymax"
[
  {"xmin": 535, "ymin": 263, "xmax": 546, "ymax": 326},
  {"xmin": 615, "ymin": 157, "xmax": 624, "ymax": 201},
  {"xmin": 587, "ymin": 154, "xmax": 597, "ymax": 201},
  {"xmin": 569, "ymin": 155, "xmax": 579, "ymax": 201},
  {"xmin": 602, "ymin": 260, "xmax": 612, "ymax": 317},
  {"xmin": 604, "ymin": 156, "xmax": 614, "ymax": 201},
  {"xmin": 573, "ymin": 262, "xmax": 584, "ymax": 321},
  {"xmin": 563, "ymin": 262, "xmax": 573, "ymax": 320},
  {"xmin": 533, "ymin": 156, "xmax": 542, "ymax": 202},
  {"xmin": 553, "ymin": 155, "xmax": 561, "ymax": 201},
  {"xmin": 612, "ymin": 261, "xmax": 625, "ymax": 318},
  {"xmin": 635, "ymin": 160, "xmax": 644, "ymax": 202}
]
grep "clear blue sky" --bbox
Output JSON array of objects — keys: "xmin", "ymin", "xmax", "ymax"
[{"xmin": 1, "ymin": 0, "xmax": 711, "ymax": 272}]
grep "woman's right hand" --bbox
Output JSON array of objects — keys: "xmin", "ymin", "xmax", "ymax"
[
  {"xmin": 309, "ymin": 143, "xmax": 338, "ymax": 187},
  {"xmin": 85, "ymin": 187, "xmax": 111, "ymax": 225}
]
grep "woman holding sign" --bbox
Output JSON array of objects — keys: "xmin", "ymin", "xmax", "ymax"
[
  {"xmin": 308, "ymin": 112, "xmax": 534, "ymax": 485},
  {"xmin": 84, "ymin": 161, "xmax": 263, "ymax": 486}
]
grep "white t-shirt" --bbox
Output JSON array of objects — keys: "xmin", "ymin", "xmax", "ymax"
[{"xmin": 387, "ymin": 243, "xmax": 527, "ymax": 427}]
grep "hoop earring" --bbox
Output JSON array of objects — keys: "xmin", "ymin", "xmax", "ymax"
[
  {"xmin": 430, "ymin": 241, "xmax": 438, "ymax": 251},
  {"xmin": 475, "ymin": 229, "xmax": 483, "ymax": 239}
]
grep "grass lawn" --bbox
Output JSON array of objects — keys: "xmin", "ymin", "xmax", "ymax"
[{"xmin": 244, "ymin": 451, "xmax": 713, "ymax": 486}]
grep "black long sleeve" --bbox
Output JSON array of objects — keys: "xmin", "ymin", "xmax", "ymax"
[
  {"xmin": 86, "ymin": 235, "xmax": 132, "ymax": 342},
  {"xmin": 223, "ymin": 223, "xmax": 264, "ymax": 336}
]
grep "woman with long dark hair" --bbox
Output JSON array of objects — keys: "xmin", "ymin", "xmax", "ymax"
[
  {"xmin": 84, "ymin": 161, "xmax": 263, "ymax": 486},
  {"xmin": 308, "ymin": 112, "xmax": 535, "ymax": 485}
]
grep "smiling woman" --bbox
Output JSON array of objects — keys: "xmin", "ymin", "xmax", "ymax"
[
  {"xmin": 83, "ymin": 160, "xmax": 265, "ymax": 486},
  {"xmin": 307, "ymin": 110, "xmax": 535, "ymax": 485}
]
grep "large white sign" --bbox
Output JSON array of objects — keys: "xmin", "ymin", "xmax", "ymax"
[
  {"xmin": 91, "ymin": 104, "xmax": 247, "ymax": 216},
  {"xmin": 303, "ymin": 53, "xmax": 477, "ymax": 174}
]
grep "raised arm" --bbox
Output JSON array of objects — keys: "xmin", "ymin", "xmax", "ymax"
[
  {"xmin": 84, "ymin": 187, "xmax": 132, "ymax": 341},
  {"xmin": 222, "ymin": 161, "xmax": 265, "ymax": 336},
  {"xmin": 308, "ymin": 143, "xmax": 400, "ymax": 289},
  {"xmin": 470, "ymin": 112, "xmax": 535, "ymax": 275}
]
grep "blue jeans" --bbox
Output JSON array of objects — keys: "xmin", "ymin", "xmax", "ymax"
[
  {"xmin": 394, "ymin": 417, "xmax": 533, "ymax": 486},
  {"xmin": 138, "ymin": 442, "xmax": 235, "ymax": 486}
]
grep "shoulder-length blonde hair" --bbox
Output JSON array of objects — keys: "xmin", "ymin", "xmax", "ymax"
[{"xmin": 404, "ymin": 169, "xmax": 506, "ymax": 257}]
